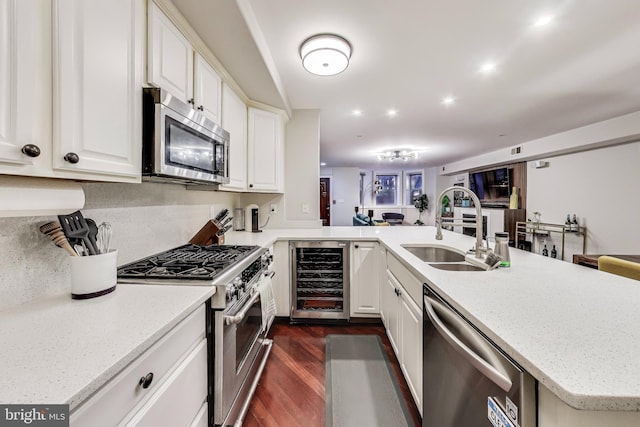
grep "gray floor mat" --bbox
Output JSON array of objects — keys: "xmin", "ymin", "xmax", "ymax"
[{"xmin": 325, "ymin": 334, "xmax": 414, "ymax": 427}]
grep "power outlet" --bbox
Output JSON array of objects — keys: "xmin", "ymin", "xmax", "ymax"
[
  {"xmin": 302, "ymin": 203, "xmax": 309, "ymax": 214},
  {"xmin": 270, "ymin": 204, "xmax": 277, "ymax": 214}
]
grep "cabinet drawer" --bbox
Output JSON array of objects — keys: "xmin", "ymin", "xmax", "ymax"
[
  {"xmin": 387, "ymin": 253, "xmax": 422, "ymax": 305},
  {"xmin": 71, "ymin": 305, "xmax": 206, "ymax": 427},
  {"xmin": 125, "ymin": 340, "xmax": 208, "ymax": 427}
]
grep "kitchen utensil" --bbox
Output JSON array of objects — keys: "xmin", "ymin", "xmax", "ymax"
[
  {"xmin": 219, "ymin": 216, "xmax": 233, "ymax": 229},
  {"xmin": 58, "ymin": 210, "xmax": 99, "ymax": 255},
  {"xmin": 217, "ymin": 224, "xmax": 232, "ymax": 236},
  {"xmin": 86, "ymin": 218, "xmax": 99, "ymax": 253},
  {"xmin": 214, "ymin": 208, "xmax": 228, "ymax": 223},
  {"xmin": 39, "ymin": 221, "xmax": 77, "ymax": 256},
  {"xmin": 97, "ymin": 222, "xmax": 112, "ymax": 255},
  {"xmin": 74, "ymin": 244, "xmax": 86, "ymax": 257}
]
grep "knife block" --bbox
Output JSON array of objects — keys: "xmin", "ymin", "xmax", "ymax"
[{"xmin": 189, "ymin": 220, "xmax": 224, "ymax": 245}]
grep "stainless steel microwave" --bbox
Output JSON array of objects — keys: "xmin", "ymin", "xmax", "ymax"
[{"xmin": 142, "ymin": 87, "xmax": 230, "ymax": 185}]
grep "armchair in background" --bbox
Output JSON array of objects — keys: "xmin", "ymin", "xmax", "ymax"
[
  {"xmin": 382, "ymin": 212, "xmax": 404, "ymax": 226},
  {"xmin": 353, "ymin": 213, "xmax": 373, "ymax": 226}
]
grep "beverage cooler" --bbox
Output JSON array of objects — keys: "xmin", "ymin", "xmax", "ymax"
[{"xmin": 290, "ymin": 241, "xmax": 350, "ymax": 322}]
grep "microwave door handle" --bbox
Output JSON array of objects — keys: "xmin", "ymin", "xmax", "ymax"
[
  {"xmin": 424, "ymin": 295, "xmax": 513, "ymax": 392},
  {"xmin": 224, "ymin": 291, "xmax": 261, "ymax": 325}
]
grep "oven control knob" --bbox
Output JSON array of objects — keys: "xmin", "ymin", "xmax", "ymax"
[{"xmin": 226, "ymin": 288, "xmax": 235, "ymax": 302}]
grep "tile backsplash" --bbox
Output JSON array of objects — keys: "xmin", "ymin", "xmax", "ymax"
[{"xmin": 0, "ymin": 181, "xmax": 241, "ymax": 311}]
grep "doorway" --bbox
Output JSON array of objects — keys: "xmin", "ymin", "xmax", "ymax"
[{"xmin": 320, "ymin": 177, "xmax": 331, "ymax": 226}]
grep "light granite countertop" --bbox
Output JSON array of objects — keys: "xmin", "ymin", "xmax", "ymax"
[
  {"xmin": 223, "ymin": 226, "xmax": 640, "ymax": 412},
  {"xmin": 3, "ymin": 225, "xmax": 640, "ymax": 413},
  {"xmin": 0, "ymin": 284, "xmax": 214, "ymax": 410}
]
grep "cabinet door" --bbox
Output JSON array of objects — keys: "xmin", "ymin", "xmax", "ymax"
[
  {"xmin": 220, "ymin": 84, "xmax": 247, "ymax": 191},
  {"xmin": 0, "ymin": 0, "xmax": 52, "ymax": 176},
  {"xmin": 193, "ymin": 53, "xmax": 221, "ymax": 124},
  {"xmin": 382, "ymin": 271, "xmax": 400, "ymax": 355},
  {"xmin": 247, "ymin": 108, "xmax": 282, "ymax": 192},
  {"xmin": 53, "ymin": 0, "xmax": 143, "ymax": 181},
  {"xmin": 399, "ymin": 291, "xmax": 423, "ymax": 413},
  {"xmin": 350, "ymin": 242, "xmax": 380, "ymax": 316},
  {"xmin": 148, "ymin": 2, "xmax": 193, "ymax": 104}
]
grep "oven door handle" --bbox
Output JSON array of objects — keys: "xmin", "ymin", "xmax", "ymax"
[{"xmin": 224, "ymin": 291, "xmax": 261, "ymax": 325}]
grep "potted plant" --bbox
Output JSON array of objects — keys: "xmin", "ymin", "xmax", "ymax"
[{"xmin": 413, "ymin": 194, "xmax": 429, "ymax": 225}]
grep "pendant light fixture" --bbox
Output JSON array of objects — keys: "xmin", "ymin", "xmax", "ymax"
[{"xmin": 299, "ymin": 34, "xmax": 352, "ymax": 76}]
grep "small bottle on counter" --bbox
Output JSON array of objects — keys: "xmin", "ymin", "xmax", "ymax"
[
  {"xmin": 550, "ymin": 245, "xmax": 557, "ymax": 259},
  {"xmin": 571, "ymin": 214, "xmax": 579, "ymax": 232},
  {"xmin": 542, "ymin": 244, "xmax": 549, "ymax": 256},
  {"xmin": 565, "ymin": 214, "xmax": 572, "ymax": 231}
]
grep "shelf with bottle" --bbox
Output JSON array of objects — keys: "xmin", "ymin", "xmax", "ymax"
[{"xmin": 515, "ymin": 221, "xmax": 587, "ymax": 261}]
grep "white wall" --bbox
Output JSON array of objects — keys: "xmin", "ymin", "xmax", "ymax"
[
  {"xmin": 281, "ymin": 109, "xmax": 322, "ymax": 228},
  {"xmin": 440, "ymin": 110, "xmax": 640, "ymax": 175},
  {"xmin": 527, "ymin": 141, "xmax": 640, "ymax": 258}
]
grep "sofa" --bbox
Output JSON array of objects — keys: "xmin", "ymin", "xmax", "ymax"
[{"xmin": 353, "ymin": 213, "xmax": 372, "ymax": 226}]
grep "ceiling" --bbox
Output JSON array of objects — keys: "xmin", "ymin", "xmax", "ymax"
[{"xmin": 172, "ymin": 0, "xmax": 640, "ymax": 169}]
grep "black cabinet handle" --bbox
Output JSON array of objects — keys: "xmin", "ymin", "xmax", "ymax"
[
  {"xmin": 197, "ymin": 105, "xmax": 204, "ymax": 111},
  {"xmin": 354, "ymin": 244, "xmax": 359, "ymax": 248},
  {"xmin": 138, "ymin": 372, "xmax": 154, "ymax": 389},
  {"xmin": 64, "ymin": 152, "xmax": 79, "ymax": 164},
  {"xmin": 21, "ymin": 144, "xmax": 41, "ymax": 158},
  {"xmin": 249, "ymin": 184, "xmax": 253, "ymax": 188},
  {"xmin": 394, "ymin": 288, "xmax": 401, "ymax": 297},
  {"xmin": 188, "ymin": 98, "xmax": 195, "ymax": 105}
]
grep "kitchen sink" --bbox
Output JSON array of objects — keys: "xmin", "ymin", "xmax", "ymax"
[
  {"xmin": 401, "ymin": 244, "xmax": 466, "ymax": 262},
  {"xmin": 428, "ymin": 263, "xmax": 485, "ymax": 272}
]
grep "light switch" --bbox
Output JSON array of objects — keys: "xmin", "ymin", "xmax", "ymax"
[{"xmin": 302, "ymin": 203, "xmax": 309, "ymax": 214}]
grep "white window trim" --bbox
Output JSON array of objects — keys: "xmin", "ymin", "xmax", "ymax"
[
  {"xmin": 373, "ymin": 170, "xmax": 402, "ymax": 208},
  {"xmin": 403, "ymin": 170, "xmax": 424, "ymax": 207}
]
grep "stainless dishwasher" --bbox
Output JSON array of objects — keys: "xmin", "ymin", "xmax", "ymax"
[{"xmin": 423, "ymin": 285, "xmax": 536, "ymax": 427}]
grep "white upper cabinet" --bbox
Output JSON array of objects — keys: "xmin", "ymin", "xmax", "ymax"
[
  {"xmin": 148, "ymin": 2, "xmax": 193, "ymax": 104},
  {"xmin": 0, "ymin": 0, "xmax": 52, "ymax": 176},
  {"xmin": 247, "ymin": 107, "xmax": 283, "ymax": 192},
  {"xmin": 148, "ymin": 3, "xmax": 221, "ymax": 124},
  {"xmin": 0, "ymin": 0, "xmax": 143, "ymax": 182},
  {"xmin": 53, "ymin": 0, "xmax": 144, "ymax": 181},
  {"xmin": 193, "ymin": 53, "xmax": 222, "ymax": 124},
  {"xmin": 220, "ymin": 83, "xmax": 247, "ymax": 191}
]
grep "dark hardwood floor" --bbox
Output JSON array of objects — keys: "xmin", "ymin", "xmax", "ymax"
[{"xmin": 243, "ymin": 320, "xmax": 422, "ymax": 427}]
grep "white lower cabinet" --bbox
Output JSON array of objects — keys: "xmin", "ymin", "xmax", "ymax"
[
  {"xmin": 382, "ymin": 254, "xmax": 423, "ymax": 415},
  {"xmin": 70, "ymin": 305, "xmax": 207, "ymax": 427},
  {"xmin": 350, "ymin": 241, "xmax": 380, "ymax": 317}
]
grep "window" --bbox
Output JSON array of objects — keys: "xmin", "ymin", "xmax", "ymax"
[
  {"xmin": 405, "ymin": 171, "xmax": 423, "ymax": 205},
  {"xmin": 375, "ymin": 173, "xmax": 398, "ymax": 206}
]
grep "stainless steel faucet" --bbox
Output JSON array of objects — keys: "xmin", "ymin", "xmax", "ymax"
[{"xmin": 435, "ymin": 186, "xmax": 486, "ymax": 258}]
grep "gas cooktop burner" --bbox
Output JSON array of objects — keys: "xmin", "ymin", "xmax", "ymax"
[{"xmin": 117, "ymin": 244, "xmax": 259, "ymax": 280}]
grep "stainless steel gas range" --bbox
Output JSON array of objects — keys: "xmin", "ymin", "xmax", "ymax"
[{"xmin": 117, "ymin": 243, "xmax": 275, "ymax": 427}]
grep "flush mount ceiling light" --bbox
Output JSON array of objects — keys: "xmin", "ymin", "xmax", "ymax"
[
  {"xmin": 299, "ymin": 34, "xmax": 352, "ymax": 76},
  {"xmin": 378, "ymin": 150, "xmax": 417, "ymax": 161}
]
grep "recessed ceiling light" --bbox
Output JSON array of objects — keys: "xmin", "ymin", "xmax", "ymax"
[
  {"xmin": 533, "ymin": 14, "xmax": 554, "ymax": 28},
  {"xmin": 442, "ymin": 96, "xmax": 455, "ymax": 105},
  {"xmin": 480, "ymin": 62, "xmax": 496, "ymax": 73},
  {"xmin": 387, "ymin": 109, "xmax": 398, "ymax": 117},
  {"xmin": 352, "ymin": 109, "xmax": 362, "ymax": 116},
  {"xmin": 320, "ymin": 162, "xmax": 326, "ymax": 166}
]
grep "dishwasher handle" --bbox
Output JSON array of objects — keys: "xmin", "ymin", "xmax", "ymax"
[{"xmin": 424, "ymin": 294, "xmax": 513, "ymax": 392}]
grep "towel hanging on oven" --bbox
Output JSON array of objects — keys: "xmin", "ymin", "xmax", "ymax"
[{"xmin": 259, "ymin": 274, "xmax": 277, "ymax": 332}]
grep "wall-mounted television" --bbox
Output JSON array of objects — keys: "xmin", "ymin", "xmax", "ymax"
[{"xmin": 468, "ymin": 167, "xmax": 513, "ymax": 208}]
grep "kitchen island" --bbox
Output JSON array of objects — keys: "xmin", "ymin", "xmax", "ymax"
[
  {"xmin": 224, "ymin": 226, "xmax": 640, "ymax": 425},
  {"xmin": 2, "ymin": 225, "xmax": 640, "ymax": 426}
]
